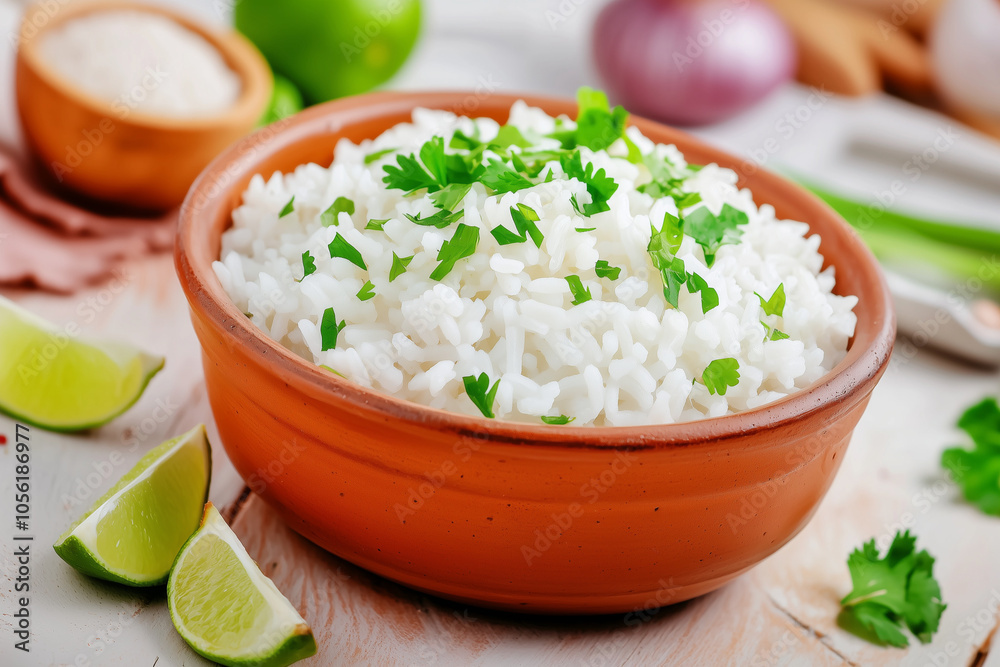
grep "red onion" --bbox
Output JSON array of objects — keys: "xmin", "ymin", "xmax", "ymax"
[{"xmin": 593, "ymin": 0, "xmax": 797, "ymax": 126}]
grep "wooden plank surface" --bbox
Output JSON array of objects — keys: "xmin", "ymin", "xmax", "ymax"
[{"xmin": 1, "ymin": 250, "xmax": 998, "ymax": 667}]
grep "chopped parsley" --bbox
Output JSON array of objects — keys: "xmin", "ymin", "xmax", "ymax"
[
  {"xmin": 492, "ymin": 124, "xmax": 531, "ymax": 149},
  {"xmin": 356, "ymin": 280, "xmax": 376, "ymax": 301},
  {"xmin": 492, "ymin": 204, "xmax": 543, "ymax": 247},
  {"xmin": 565, "ymin": 275, "xmax": 592, "ymax": 305},
  {"xmin": 463, "ymin": 373, "xmax": 500, "ymax": 419},
  {"xmin": 319, "ymin": 364, "xmax": 346, "ymax": 378},
  {"xmin": 327, "ymin": 233, "xmax": 367, "ymax": 270},
  {"xmin": 321, "ymin": 197, "xmax": 355, "ymax": 227},
  {"xmin": 756, "ymin": 283, "xmax": 786, "ymax": 317},
  {"xmin": 365, "ymin": 218, "xmax": 389, "ymax": 231},
  {"xmin": 575, "ymin": 227, "xmax": 596, "ymax": 233},
  {"xmin": 389, "ymin": 252, "xmax": 413, "ymax": 282},
  {"xmin": 383, "ymin": 152, "xmax": 440, "ymax": 193},
  {"xmin": 320, "ymin": 307, "xmax": 346, "ymax": 351},
  {"xmin": 364, "ymin": 147, "xmax": 397, "ymax": 164},
  {"xmin": 430, "ymin": 223, "xmax": 479, "ymax": 280},
  {"xmin": 481, "ymin": 159, "xmax": 535, "ymax": 194},
  {"xmin": 685, "ymin": 272, "xmax": 719, "ymax": 314},
  {"xmin": 300, "ymin": 250, "xmax": 316, "ymax": 279},
  {"xmin": 405, "ymin": 208, "xmax": 464, "ymax": 229},
  {"xmin": 541, "ymin": 415, "xmax": 576, "ymax": 425},
  {"xmin": 702, "ymin": 358, "xmax": 740, "ymax": 395},
  {"xmin": 279, "ymin": 196, "xmax": 295, "ymax": 218},
  {"xmin": 941, "ymin": 397, "xmax": 1000, "ymax": 515},
  {"xmin": 430, "ymin": 182, "xmax": 472, "ymax": 211},
  {"xmin": 595, "ymin": 259, "xmax": 621, "ymax": 281},
  {"xmin": 684, "ymin": 204, "xmax": 749, "ymax": 265},
  {"xmin": 840, "ymin": 531, "xmax": 945, "ymax": 647},
  {"xmin": 561, "ymin": 150, "xmax": 618, "ymax": 216}
]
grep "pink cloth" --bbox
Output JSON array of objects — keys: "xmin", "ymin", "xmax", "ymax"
[{"xmin": 0, "ymin": 146, "xmax": 175, "ymax": 293}]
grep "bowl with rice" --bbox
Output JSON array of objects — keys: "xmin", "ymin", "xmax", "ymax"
[{"xmin": 176, "ymin": 91, "xmax": 894, "ymax": 614}]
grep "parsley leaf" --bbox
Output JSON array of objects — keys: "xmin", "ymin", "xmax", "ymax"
[
  {"xmin": 430, "ymin": 223, "xmax": 479, "ymax": 280},
  {"xmin": 357, "ymin": 280, "xmax": 376, "ymax": 301},
  {"xmin": 561, "ymin": 150, "xmax": 618, "ymax": 216},
  {"xmin": 320, "ymin": 307, "xmax": 346, "ymax": 351},
  {"xmin": 450, "ymin": 128, "xmax": 482, "ymax": 151},
  {"xmin": 389, "ymin": 252, "xmax": 413, "ymax": 282},
  {"xmin": 574, "ymin": 87, "xmax": 630, "ymax": 152},
  {"xmin": 770, "ymin": 328, "xmax": 790, "ymax": 341},
  {"xmin": 840, "ymin": 531, "xmax": 945, "ymax": 647},
  {"xmin": 419, "ymin": 136, "xmax": 449, "ymax": 185},
  {"xmin": 279, "ymin": 196, "xmax": 295, "ymax": 218},
  {"xmin": 647, "ymin": 214, "xmax": 687, "ymax": 307},
  {"xmin": 319, "ymin": 364, "xmax": 346, "ymax": 378},
  {"xmin": 327, "ymin": 233, "xmax": 367, "ymax": 270},
  {"xmin": 686, "ymin": 272, "xmax": 719, "ymax": 313},
  {"xmin": 702, "ymin": 358, "xmax": 740, "ymax": 395},
  {"xmin": 321, "ymin": 197, "xmax": 355, "ymax": 227},
  {"xmin": 565, "ymin": 275, "xmax": 592, "ymax": 305},
  {"xmin": 463, "ymin": 373, "xmax": 500, "ymax": 419},
  {"xmin": 541, "ymin": 415, "xmax": 576, "ymax": 425},
  {"xmin": 684, "ymin": 204, "xmax": 749, "ymax": 265},
  {"xmin": 576, "ymin": 227, "xmax": 596, "ymax": 233},
  {"xmin": 492, "ymin": 124, "xmax": 532, "ymax": 149},
  {"xmin": 365, "ymin": 219, "xmax": 389, "ymax": 231},
  {"xmin": 756, "ymin": 283, "xmax": 786, "ymax": 317},
  {"xmin": 300, "ymin": 250, "xmax": 316, "ymax": 279},
  {"xmin": 405, "ymin": 208, "xmax": 464, "ymax": 229},
  {"xmin": 481, "ymin": 159, "xmax": 535, "ymax": 194},
  {"xmin": 383, "ymin": 152, "xmax": 440, "ymax": 193},
  {"xmin": 490, "ymin": 204, "xmax": 542, "ymax": 247},
  {"xmin": 430, "ymin": 182, "xmax": 472, "ymax": 211},
  {"xmin": 364, "ymin": 147, "xmax": 397, "ymax": 164},
  {"xmin": 595, "ymin": 259, "xmax": 621, "ymax": 281},
  {"xmin": 941, "ymin": 397, "xmax": 1000, "ymax": 515}
]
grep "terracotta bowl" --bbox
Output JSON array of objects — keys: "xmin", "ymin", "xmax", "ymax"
[
  {"xmin": 16, "ymin": 0, "xmax": 271, "ymax": 211},
  {"xmin": 176, "ymin": 92, "xmax": 895, "ymax": 614}
]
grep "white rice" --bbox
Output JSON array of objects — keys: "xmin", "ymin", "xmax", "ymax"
[
  {"xmin": 214, "ymin": 102, "xmax": 857, "ymax": 426},
  {"xmin": 39, "ymin": 11, "xmax": 241, "ymax": 117}
]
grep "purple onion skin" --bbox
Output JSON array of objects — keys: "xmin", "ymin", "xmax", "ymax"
[{"xmin": 594, "ymin": 0, "xmax": 797, "ymax": 126}]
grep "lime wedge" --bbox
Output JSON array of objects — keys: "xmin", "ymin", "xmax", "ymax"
[
  {"xmin": 53, "ymin": 425, "xmax": 211, "ymax": 586},
  {"xmin": 168, "ymin": 503, "xmax": 317, "ymax": 667},
  {"xmin": 0, "ymin": 295, "xmax": 164, "ymax": 431}
]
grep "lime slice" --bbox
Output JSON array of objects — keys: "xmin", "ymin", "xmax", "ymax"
[
  {"xmin": 0, "ymin": 295, "xmax": 164, "ymax": 431},
  {"xmin": 53, "ymin": 425, "xmax": 212, "ymax": 586},
  {"xmin": 168, "ymin": 503, "xmax": 317, "ymax": 667}
]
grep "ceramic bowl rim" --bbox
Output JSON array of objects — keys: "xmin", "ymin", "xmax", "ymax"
[{"xmin": 176, "ymin": 90, "xmax": 895, "ymax": 451}]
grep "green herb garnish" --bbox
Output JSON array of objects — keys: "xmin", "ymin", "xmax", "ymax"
[
  {"xmin": 565, "ymin": 275, "xmax": 592, "ymax": 305},
  {"xmin": 365, "ymin": 219, "xmax": 389, "ymax": 231},
  {"xmin": 383, "ymin": 152, "xmax": 440, "ymax": 194},
  {"xmin": 685, "ymin": 272, "xmax": 719, "ymax": 314},
  {"xmin": 756, "ymin": 283, "xmax": 786, "ymax": 317},
  {"xmin": 320, "ymin": 307, "xmax": 346, "ymax": 351},
  {"xmin": 941, "ymin": 398, "xmax": 1000, "ymax": 515},
  {"xmin": 839, "ymin": 531, "xmax": 945, "ymax": 647},
  {"xmin": 300, "ymin": 250, "xmax": 316, "ymax": 279},
  {"xmin": 481, "ymin": 159, "xmax": 535, "ymax": 194},
  {"xmin": 364, "ymin": 147, "xmax": 397, "ymax": 164},
  {"xmin": 430, "ymin": 183, "xmax": 472, "ymax": 211},
  {"xmin": 430, "ymin": 223, "xmax": 479, "ymax": 280},
  {"xmin": 575, "ymin": 227, "xmax": 596, "ymax": 233},
  {"xmin": 492, "ymin": 203, "xmax": 542, "ymax": 247},
  {"xmin": 561, "ymin": 150, "xmax": 618, "ymax": 216},
  {"xmin": 319, "ymin": 364, "xmax": 346, "ymax": 378},
  {"xmin": 463, "ymin": 373, "xmax": 500, "ymax": 419},
  {"xmin": 389, "ymin": 252, "xmax": 413, "ymax": 282},
  {"xmin": 321, "ymin": 197, "xmax": 356, "ymax": 227},
  {"xmin": 595, "ymin": 259, "xmax": 621, "ymax": 281},
  {"xmin": 541, "ymin": 415, "xmax": 575, "ymax": 425},
  {"xmin": 279, "ymin": 196, "xmax": 295, "ymax": 218},
  {"xmin": 702, "ymin": 358, "xmax": 739, "ymax": 395},
  {"xmin": 357, "ymin": 280, "xmax": 376, "ymax": 301},
  {"xmin": 327, "ymin": 233, "xmax": 367, "ymax": 270},
  {"xmin": 684, "ymin": 204, "xmax": 749, "ymax": 265},
  {"xmin": 405, "ymin": 208, "xmax": 464, "ymax": 229}
]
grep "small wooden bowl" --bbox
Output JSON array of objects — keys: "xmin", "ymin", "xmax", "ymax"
[
  {"xmin": 176, "ymin": 92, "xmax": 895, "ymax": 614},
  {"xmin": 15, "ymin": 0, "xmax": 271, "ymax": 211}
]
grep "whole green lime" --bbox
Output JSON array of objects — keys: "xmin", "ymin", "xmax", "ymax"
[{"xmin": 235, "ymin": 0, "xmax": 421, "ymax": 103}]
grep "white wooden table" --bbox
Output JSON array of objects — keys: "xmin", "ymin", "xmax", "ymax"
[{"xmin": 2, "ymin": 1, "xmax": 1000, "ymax": 665}]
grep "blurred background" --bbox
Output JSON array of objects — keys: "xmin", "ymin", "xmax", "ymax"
[{"xmin": 2, "ymin": 0, "xmax": 1000, "ymax": 365}]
